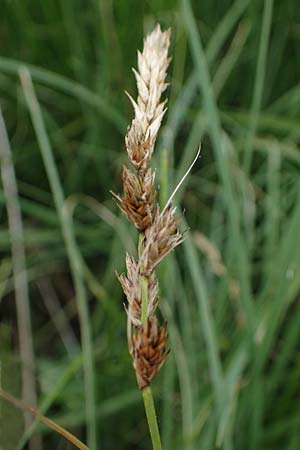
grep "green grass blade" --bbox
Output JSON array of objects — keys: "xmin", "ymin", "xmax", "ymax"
[
  {"xmin": 19, "ymin": 67, "xmax": 98, "ymax": 450},
  {"xmin": 182, "ymin": 0, "xmax": 255, "ymax": 333},
  {"xmin": 183, "ymin": 233, "xmax": 223, "ymax": 408},
  {"xmin": 0, "ymin": 56, "xmax": 126, "ymax": 132},
  {"xmin": 243, "ymin": 0, "xmax": 274, "ymax": 173}
]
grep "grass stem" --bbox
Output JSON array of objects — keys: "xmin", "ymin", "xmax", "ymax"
[
  {"xmin": 141, "ymin": 275, "xmax": 149, "ymax": 327},
  {"xmin": 142, "ymin": 387, "xmax": 163, "ymax": 450},
  {"xmin": 19, "ymin": 67, "xmax": 98, "ymax": 450},
  {"xmin": 0, "ymin": 107, "xmax": 40, "ymax": 450}
]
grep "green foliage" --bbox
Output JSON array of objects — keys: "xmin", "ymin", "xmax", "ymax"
[{"xmin": 1, "ymin": 0, "xmax": 300, "ymax": 449}]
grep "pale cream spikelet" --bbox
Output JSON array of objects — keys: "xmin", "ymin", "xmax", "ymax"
[
  {"xmin": 140, "ymin": 205, "xmax": 185, "ymax": 275},
  {"xmin": 135, "ymin": 24, "xmax": 171, "ymax": 120},
  {"xmin": 125, "ymin": 116, "xmax": 164, "ymax": 172},
  {"xmin": 126, "ymin": 24, "xmax": 171, "ymax": 172},
  {"xmin": 117, "ymin": 254, "xmax": 158, "ymax": 328}
]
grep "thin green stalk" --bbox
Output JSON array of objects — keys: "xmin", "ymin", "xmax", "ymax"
[
  {"xmin": 160, "ymin": 0, "xmax": 250, "ymax": 156},
  {"xmin": 139, "ymin": 234, "xmax": 149, "ymax": 327},
  {"xmin": 141, "ymin": 275, "xmax": 149, "ymax": 327},
  {"xmin": 162, "ymin": 300, "xmax": 194, "ymax": 449},
  {"xmin": 19, "ymin": 67, "xmax": 98, "ymax": 450},
  {"xmin": 142, "ymin": 387, "xmax": 163, "ymax": 450},
  {"xmin": 0, "ymin": 107, "xmax": 40, "ymax": 450},
  {"xmin": 161, "ymin": 355, "xmax": 176, "ymax": 448},
  {"xmin": 160, "ymin": 149, "xmax": 176, "ymax": 448},
  {"xmin": 243, "ymin": 0, "xmax": 274, "ymax": 173},
  {"xmin": 159, "ymin": 148, "xmax": 169, "ymax": 208}
]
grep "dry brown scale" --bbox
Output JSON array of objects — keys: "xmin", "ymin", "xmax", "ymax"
[
  {"xmin": 132, "ymin": 317, "xmax": 169, "ymax": 390},
  {"xmin": 112, "ymin": 166, "xmax": 157, "ymax": 231},
  {"xmin": 113, "ymin": 24, "xmax": 185, "ymax": 389}
]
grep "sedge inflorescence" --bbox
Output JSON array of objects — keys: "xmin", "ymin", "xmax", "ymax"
[{"xmin": 113, "ymin": 24, "xmax": 185, "ymax": 390}]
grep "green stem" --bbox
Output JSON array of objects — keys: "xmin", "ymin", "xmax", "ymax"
[
  {"xmin": 20, "ymin": 68, "xmax": 97, "ymax": 450},
  {"xmin": 138, "ymin": 234, "xmax": 163, "ymax": 450},
  {"xmin": 159, "ymin": 148, "xmax": 169, "ymax": 208},
  {"xmin": 142, "ymin": 387, "xmax": 163, "ymax": 450},
  {"xmin": 139, "ymin": 233, "xmax": 149, "ymax": 328},
  {"xmin": 141, "ymin": 274, "xmax": 149, "ymax": 327}
]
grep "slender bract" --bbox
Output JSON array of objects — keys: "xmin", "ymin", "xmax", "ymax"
[{"xmin": 113, "ymin": 25, "xmax": 185, "ymax": 450}]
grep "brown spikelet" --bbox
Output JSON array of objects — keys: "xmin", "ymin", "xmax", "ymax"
[
  {"xmin": 140, "ymin": 205, "xmax": 186, "ymax": 275},
  {"xmin": 132, "ymin": 317, "xmax": 169, "ymax": 389},
  {"xmin": 112, "ymin": 166, "xmax": 158, "ymax": 231}
]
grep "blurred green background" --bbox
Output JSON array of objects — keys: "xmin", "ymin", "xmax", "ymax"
[{"xmin": 1, "ymin": 0, "xmax": 300, "ymax": 449}]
